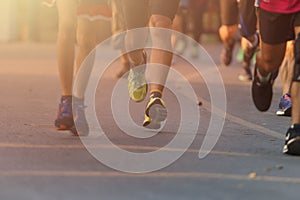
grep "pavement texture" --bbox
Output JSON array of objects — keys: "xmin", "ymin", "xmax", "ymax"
[{"xmin": 0, "ymin": 42, "xmax": 299, "ymax": 200}]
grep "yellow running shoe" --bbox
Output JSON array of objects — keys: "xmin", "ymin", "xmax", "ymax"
[
  {"xmin": 127, "ymin": 52, "xmax": 147, "ymax": 102},
  {"xmin": 143, "ymin": 97, "xmax": 167, "ymax": 129}
]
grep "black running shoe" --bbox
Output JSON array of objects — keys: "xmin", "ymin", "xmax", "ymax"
[
  {"xmin": 283, "ymin": 124, "xmax": 300, "ymax": 155},
  {"xmin": 251, "ymin": 65, "xmax": 277, "ymax": 112},
  {"xmin": 221, "ymin": 40, "xmax": 235, "ymax": 66},
  {"xmin": 55, "ymin": 97, "xmax": 74, "ymax": 130}
]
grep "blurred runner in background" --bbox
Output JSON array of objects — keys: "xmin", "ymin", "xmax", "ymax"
[
  {"xmin": 52, "ymin": 0, "xmax": 111, "ymax": 135},
  {"xmin": 219, "ymin": 0, "xmax": 258, "ymax": 82}
]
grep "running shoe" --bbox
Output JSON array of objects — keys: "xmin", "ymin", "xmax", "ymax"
[
  {"xmin": 71, "ymin": 97, "xmax": 89, "ymax": 136},
  {"xmin": 251, "ymin": 65, "xmax": 278, "ymax": 112},
  {"xmin": 128, "ymin": 52, "xmax": 147, "ymax": 102},
  {"xmin": 283, "ymin": 124, "xmax": 300, "ymax": 155},
  {"xmin": 143, "ymin": 97, "xmax": 167, "ymax": 129},
  {"xmin": 221, "ymin": 40, "xmax": 235, "ymax": 66},
  {"xmin": 238, "ymin": 66, "xmax": 252, "ymax": 81},
  {"xmin": 276, "ymin": 93, "xmax": 292, "ymax": 117},
  {"xmin": 54, "ymin": 97, "xmax": 74, "ymax": 130}
]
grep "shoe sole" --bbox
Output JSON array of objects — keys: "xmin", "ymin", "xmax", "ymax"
[
  {"xmin": 149, "ymin": 104, "xmax": 167, "ymax": 122},
  {"xmin": 55, "ymin": 118, "xmax": 74, "ymax": 131},
  {"xmin": 55, "ymin": 125, "xmax": 79, "ymax": 136},
  {"xmin": 276, "ymin": 107, "xmax": 292, "ymax": 117},
  {"xmin": 143, "ymin": 99, "xmax": 167, "ymax": 129},
  {"xmin": 283, "ymin": 137, "xmax": 300, "ymax": 155},
  {"xmin": 238, "ymin": 74, "xmax": 252, "ymax": 82},
  {"xmin": 251, "ymin": 81, "xmax": 273, "ymax": 112},
  {"xmin": 143, "ymin": 120, "xmax": 161, "ymax": 129},
  {"xmin": 131, "ymin": 84, "xmax": 148, "ymax": 103},
  {"xmin": 56, "ymin": 126, "xmax": 68, "ymax": 131},
  {"xmin": 55, "ymin": 124, "xmax": 73, "ymax": 131}
]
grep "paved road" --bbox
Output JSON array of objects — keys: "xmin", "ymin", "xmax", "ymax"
[{"xmin": 0, "ymin": 43, "xmax": 299, "ymax": 200}]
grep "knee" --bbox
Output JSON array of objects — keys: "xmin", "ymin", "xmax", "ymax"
[{"xmin": 260, "ymin": 53, "xmax": 283, "ymax": 72}]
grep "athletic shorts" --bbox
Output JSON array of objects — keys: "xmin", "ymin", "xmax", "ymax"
[
  {"xmin": 239, "ymin": 0, "xmax": 257, "ymax": 37},
  {"xmin": 220, "ymin": 0, "xmax": 257, "ymax": 37},
  {"xmin": 122, "ymin": 0, "xmax": 180, "ymax": 29},
  {"xmin": 259, "ymin": 8, "xmax": 300, "ymax": 44},
  {"xmin": 220, "ymin": 0, "xmax": 239, "ymax": 26}
]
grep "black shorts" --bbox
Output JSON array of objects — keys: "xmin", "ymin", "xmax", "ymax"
[
  {"xmin": 220, "ymin": 0, "xmax": 257, "ymax": 37},
  {"xmin": 239, "ymin": 0, "xmax": 257, "ymax": 37},
  {"xmin": 259, "ymin": 8, "xmax": 300, "ymax": 44},
  {"xmin": 150, "ymin": 0, "xmax": 179, "ymax": 19},
  {"xmin": 220, "ymin": 0, "xmax": 239, "ymax": 26},
  {"xmin": 122, "ymin": 0, "xmax": 179, "ymax": 29}
]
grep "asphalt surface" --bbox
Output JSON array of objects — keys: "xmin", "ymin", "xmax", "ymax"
[{"xmin": 0, "ymin": 42, "xmax": 299, "ymax": 200}]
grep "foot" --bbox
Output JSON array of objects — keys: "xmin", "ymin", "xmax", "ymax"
[
  {"xmin": 243, "ymin": 33, "xmax": 259, "ymax": 68},
  {"xmin": 128, "ymin": 52, "xmax": 147, "ymax": 102},
  {"xmin": 72, "ymin": 97, "xmax": 89, "ymax": 136},
  {"xmin": 54, "ymin": 96, "xmax": 74, "ymax": 130},
  {"xmin": 221, "ymin": 40, "xmax": 235, "ymax": 66},
  {"xmin": 251, "ymin": 65, "xmax": 277, "ymax": 112},
  {"xmin": 143, "ymin": 97, "xmax": 167, "ymax": 129},
  {"xmin": 276, "ymin": 93, "xmax": 292, "ymax": 117},
  {"xmin": 283, "ymin": 124, "xmax": 300, "ymax": 155},
  {"xmin": 238, "ymin": 66, "xmax": 252, "ymax": 82}
]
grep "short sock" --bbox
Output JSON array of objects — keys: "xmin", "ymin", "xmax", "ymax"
[
  {"xmin": 256, "ymin": 68, "xmax": 271, "ymax": 84},
  {"xmin": 150, "ymin": 90, "xmax": 162, "ymax": 98}
]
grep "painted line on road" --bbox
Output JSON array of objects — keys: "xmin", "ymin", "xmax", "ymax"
[
  {"xmin": 200, "ymin": 98, "xmax": 284, "ymax": 140},
  {"xmin": 183, "ymin": 70, "xmax": 284, "ymax": 140},
  {"xmin": 226, "ymin": 112, "xmax": 284, "ymax": 139},
  {"xmin": 0, "ymin": 142, "xmax": 254, "ymax": 157},
  {"xmin": 1, "ymin": 170, "xmax": 300, "ymax": 184}
]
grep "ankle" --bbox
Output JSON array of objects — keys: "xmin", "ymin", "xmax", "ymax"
[
  {"xmin": 150, "ymin": 90, "xmax": 162, "ymax": 98},
  {"xmin": 248, "ymin": 33, "xmax": 258, "ymax": 48},
  {"xmin": 256, "ymin": 67, "xmax": 271, "ymax": 83},
  {"xmin": 61, "ymin": 95, "xmax": 72, "ymax": 103}
]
